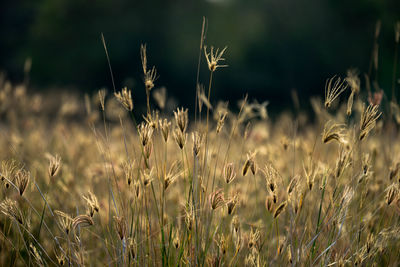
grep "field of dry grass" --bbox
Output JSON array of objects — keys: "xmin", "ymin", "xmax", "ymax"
[{"xmin": 1, "ymin": 24, "xmax": 400, "ymax": 266}]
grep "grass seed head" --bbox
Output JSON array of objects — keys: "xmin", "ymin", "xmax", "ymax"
[
  {"xmin": 273, "ymin": 201, "xmax": 287, "ymax": 218},
  {"xmin": 159, "ymin": 118, "xmax": 171, "ymax": 142},
  {"xmin": 210, "ymin": 189, "xmax": 225, "ymax": 210},
  {"xmin": 83, "ymin": 190, "xmax": 99, "ymax": 217},
  {"xmin": 114, "ymin": 87, "xmax": 133, "ymax": 111},
  {"xmin": 204, "ymin": 46, "xmax": 228, "ymax": 72},
  {"xmin": 173, "ymin": 128, "xmax": 187, "ymax": 149},
  {"xmin": 324, "ymin": 75, "xmax": 348, "ymax": 108},
  {"xmin": 48, "ymin": 154, "xmax": 61, "ymax": 178},
  {"xmin": 174, "ymin": 107, "xmax": 188, "ymax": 133},
  {"xmin": 0, "ymin": 198, "xmax": 23, "ymax": 224},
  {"xmin": 15, "ymin": 169, "xmax": 30, "ymax": 196},
  {"xmin": 359, "ymin": 104, "xmax": 381, "ymax": 141},
  {"xmin": 224, "ymin": 162, "xmax": 237, "ymax": 184}
]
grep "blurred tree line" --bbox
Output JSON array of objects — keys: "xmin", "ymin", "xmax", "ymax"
[{"xmin": 1, "ymin": 0, "xmax": 399, "ymax": 113}]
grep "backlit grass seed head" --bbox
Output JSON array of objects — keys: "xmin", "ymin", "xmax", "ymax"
[
  {"xmin": 0, "ymin": 198, "xmax": 23, "ymax": 224},
  {"xmin": 173, "ymin": 128, "xmax": 187, "ymax": 149},
  {"xmin": 159, "ymin": 118, "xmax": 171, "ymax": 142},
  {"xmin": 55, "ymin": 247, "xmax": 66, "ymax": 266},
  {"xmin": 55, "ymin": 210, "xmax": 72, "ymax": 234},
  {"xmin": 210, "ymin": 189, "xmax": 225, "ymax": 210},
  {"xmin": 359, "ymin": 104, "xmax": 381, "ymax": 141},
  {"xmin": 262, "ymin": 163, "xmax": 280, "ymax": 192},
  {"xmin": 192, "ymin": 131, "xmax": 203, "ymax": 156},
  {"xmin": 72, "ymin": 214, "xmax": 94, "ymax": 230},
  {"xmin": 335, "ymin": 147, "xmax": 351, "ymax": 179},
  {"xmin": 174, "ymin": 107, "xmax": 188, "ymax": 133},
  {"xmin": 224, "ymin": 162, "xmax": 237, "ymax": 184},
  {"xmin": 15, "ymin": 169, "xmax": 30, "ymax": 196},
  {"xmin": 98, "ymin": 88, "xmax": 107, "ymax": 111},
  {"xmin": 248, "ymin": 228, "xmax": 261, "ymax": 250},
  {"xmin": 324, "ymin": 76, "xmax": 348, "ymax": 108},
  {"xmin": 143, "ymin": 110, "xmax": 159, "ymax": 130},
  {"xmin": 140, "ymin": 44, "xmax": 157, "ymax": 92},
  {"xmin": 138, "ymin": 122, "xmax": 154, "ymax": 147},
  {"xmin": 386, "ymin": 184, "xmax": 398, "ymax": 205},
  {"xmin": 322, "ymin": 121, "xmax": 348, "ymax": 144},
  {"xmin": 273, "ymin": 201, "xmax": 287, "ymax": 218},
  {"xmin": 204, "ymin": 46, "xmax": 228, "ymax": 72},
  {"xmin": 389, "ymin": 162, "xmax": 400, "ymax": 180},
  {"xmin": 227, "ymin": 194, "xmax": 239, "ymax": 215},
  {"xmin": 287, "ymin": 175, "xmax": 300, "ymax": 195},
  {"xmin": 142, "ymin": 168, "xmax": 154, "ymax": 187},
  {"xmin": 242, "ymin": 151, "xmax": 257, "ymax": 176},
  {"xmin": 48, "ymin": 154, "xmax": 61, "ymax": 178},
  {"xmin": 1, "ymin": 160, "xmax": 18, "ymax": 188},
  {"xmin": 164, "ymin": 162, "xmax": 181, "ymax": 190},
  {"xmin": 113, "ymin": 216, "xmax": 127, "ymax": 240},
  {"xmin": 83, "ymin": 191, "xmax": 99, "ymax": 217},
  {"xmin": 303, "ymin": 161, "xmax": 316, "ymax": 191},
  {"xmin": 114, "ymin": 87, "xmax": 133, "ymax": 111},
  {"xmin": 123, "ymin": 161, "xmax": 135, "ymax": 185},
  {"xmin": 216, "ymin": 110, "xmax": 228, "ymax": 134},
  {"xmin": 30, "ymin": 244, "xmax": 44, "ymax": 267},
  {"xmin": 265, "ymin": 195, "xmax": 274, "ymax": 213}
]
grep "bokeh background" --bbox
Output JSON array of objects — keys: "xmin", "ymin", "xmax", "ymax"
[{"xmin": 1, "ymin": 0, "xmax": 400, "ymax": 114}]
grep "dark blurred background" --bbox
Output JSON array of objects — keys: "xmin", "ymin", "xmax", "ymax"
[{"xmin": 1, "ymin": 0, "xmax": 400, "ymax": 113}]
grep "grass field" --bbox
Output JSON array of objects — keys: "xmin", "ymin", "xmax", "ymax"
[{"xmin": 1, "ymin": 24, "xmax": 400, "ymax": 266}]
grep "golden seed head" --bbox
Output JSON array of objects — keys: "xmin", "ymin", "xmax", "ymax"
[
  {"xmin": 173, "ymin": 128, "xmax": 187, "ymax": 150},
  {"xmin": 72, "ymin": 214, "xmax": 94, "ymax": 230},
  {"xmin": 359, "ymin": 103, "xmax": 381, "ymax": 141},
  {"xmin": 209, "ymin": 189, "xmax": 225, "ymax": 210},
  {"xmin": 224, "ymin": 162, "xmax": 237, "ymax": 184},
  {"xmin": 142, "ymin": 168, "xmax": 154, "ymax": 187},
  {"xmin": 287, "ymin": 175, "xmax": 300, "ymax": 195},
  {"xmin": 164, "ymin": 161, "xmax": 181, "ymax": 190},
  {"xmin": 55, "ymin": 210, "xmax": 72, "ymax": 234},
  {"xmin": 138, "ymin": 122, "xmax": 154, "ymax": 147},
  {"xmin": 273, "ymin": 201, "xmax": 287, "ymax": 218},
  {"xmin": 141, "ymin": 44, "xmax": 157, "ymax": 92},
  {"xmin": 335, "ymin": 147, "xmax": 351, "ymax": 179},
  {"xmin": 114, "ymin": 87, "xmax": 133, "ymax": 111},
  {"xmin": 123, "ymin": 160, "xmax": 135, "ymax": 185},
  {"xmin": 227, "ymin": 194, "xmax": 239, "ymax": 215},
  {"xmin": 1, "ymin": 160, "xmax": 18, "ymax": 187},
  {"xmin": 216, "ymin": 110, "xmax": 228, "ymax": 134},
  {"xmin": 98, "ymin": 88, "xmax": 107, "ymax": 111},
  {"xmin": 389, "ymin": 162, "xmax": 400, "ymax": 180},
  {"xmin": 265, "ymin": 195, "xmax": 274, "ymax": 213},
  {"xmin": 386, "ymin": 184, "xmax": 398, "ymax": 205},
  {"xmin": 192, "ymin": 131, "xmax": 203, "ymax": 156},
  {"xmin": 83, "ymin": 190, "xmax": 100, "ymax": 217},
  {"xmin": 15, "ymin": 169, "xmax": 30, "ymax": 196},
  {"xmin": 324, "ymin": 75, "xmax": 348, "ymax": 109},
  {"xmin": 159, "ymin": 118, "xmax": 171, "ymax": 142},
  {"xmin": 173, "ymin": 107, "xmax": 188, "ymax": 133},
  {"xmin": 322, "ymin": 121, "xmax": 348, "ymax": 144},
  {"xmin": 204, "ymin": 46, "xmax": 228, "ymax": 72},
  {"xmin": 113, "ymin": 216, "xmax": 127, "ymax": 240},
  {"xmin": 0, "ymin": 198, "xmax": 24, "ymax": 224},
  {"xmin": 242, "ymin": 151, "xmax": 257, "ymax": 176},
  {"xmin": 48, "ymin": 154, "xmax": 62, "ymax": 178}
]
